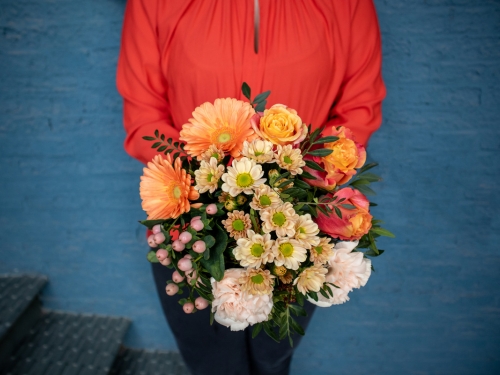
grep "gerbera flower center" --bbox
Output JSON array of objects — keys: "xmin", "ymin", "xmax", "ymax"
[
  {"xmin": 272, "ymin": 212, "xmax": 286, "ymax": 227},
  {"xmin": 259, "ymin": 195, "xmax": 272, "ymax": 206},
  {"xmin": 250, "ymin": 243, "xmax": 264, "ymax": 257},
  {"xmin": 232, "ymin": 219, "xmax": 245, "ymax": 231},
  {"xmin": 315, "ymin": 246, "xmax": 323, "ymax": 254},
  {"xmin": 173, "ymin": 186, "xmax": 182, "ymax": 199},
  {"xmin": 251, "ymin": 274, "xmax": 265, "ymax": 284},
  {"xmin": 279, "ymin": 243, "xmax": 294, "ymax": 257},
  {"xmin": 218, "ymin": 132, "xmax": 232, "ymax": 143},
  {"xmin": 283, "ymin": 156, "xmax": 293, "ymax": 164},
  {"xmin": 236, "ymin": 173, "xmax": 254, "ymax": 187}
]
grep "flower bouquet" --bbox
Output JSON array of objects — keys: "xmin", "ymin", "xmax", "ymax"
[{"xmin": 140, "ymin": 83, "xmax": 393, "ymax": 345}]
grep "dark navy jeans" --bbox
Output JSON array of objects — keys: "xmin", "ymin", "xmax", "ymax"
[{"xmin": 152, "ymin": 263, "xmax": 316, "ymax": 375}]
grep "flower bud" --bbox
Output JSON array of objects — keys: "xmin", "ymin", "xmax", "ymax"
[
  {"xmin": 179, "ymin": 231, "xmax": 192, "ymax": 244},
  {"xmin": 224, "ymin": 200, "xmax": 237, "ymax": 212},
  {"xmin": 268, "ymin": 169, "xmax": 279, "ymax": 179},
  {"xmin": 155, "ymin": 249, "xmax": 169, "ymax": 262},
  {"xmin": 178, "ymin": 257, "xmax": 193, "ymax": 272},
  {"xmin": 172, "ymin": 240, "xmax": 185, "ymax": 252},
  {"xmin": 191, "ymin": 220, "xmax": 204, "ymax": 231},
  {"xmin": 172, "ymin": 270, "xmax": 185, "ymax": 283},
  {"xmin": 183, "ymin": 302, "xmax": 194, "ymax": 314},
  {"xmin": 206, "ymin": 204, "xmax": 218, "ymax": 215},
  {"xmin": 195, "ymin": 297, "xmax": 209, "ymax": 310},
  {"xmin": 147, "ymin": 235, "xmax": 157, "ymax": 248},
  {"xmin": 152, "ymin": 224, "xmax": 162, "ymax": 234},
  {"xmin": 154, "ymin": 232, "xmax": 166, "ymax": 244},
  {"xmin": 236, "ymin": 195, "xmax": 247, "ymax": 205},
  {"xmin": 165, "ymin": 283, "xmax": 179, "ymax": 296},
  {"xmin": 192, "ymin": 240, "xmax": 206, "ymax": 253}
]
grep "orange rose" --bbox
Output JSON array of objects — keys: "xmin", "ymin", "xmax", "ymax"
[{"xmin": 250, "ymin": 104, "xmax": 308, "ymax": 146}]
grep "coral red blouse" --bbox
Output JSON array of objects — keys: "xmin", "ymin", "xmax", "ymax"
[{"xmin": 117, "ymin": 0, "xmax": 386, "ymax": 165}]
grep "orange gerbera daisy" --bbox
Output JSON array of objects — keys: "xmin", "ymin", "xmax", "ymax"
[
  {"xmin": 179, "ymin": 98, "xmax": 257, "ymax": 159},
  {"xmin": 140, "ymin": 154, "xmax": 200, "ymax": 220}
]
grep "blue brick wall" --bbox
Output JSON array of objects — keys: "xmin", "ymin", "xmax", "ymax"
[{"xmin": 0, "ymin": 1, "xmax": 499, "ymax": 374}]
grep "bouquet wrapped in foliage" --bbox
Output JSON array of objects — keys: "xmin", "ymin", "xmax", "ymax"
[{"xmin": 140, "ymin": 84, "xmax": 393, "ymax": 345}]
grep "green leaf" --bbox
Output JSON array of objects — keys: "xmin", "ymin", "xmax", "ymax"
[
  {"xmin": 152, "ymin": 142, "xmax": 161, "ymax": 149},
  {"xmin": 364, "ymin": 249, "xmax": 385, "ymax": 257},
  {"xmin": 200, "ymin": 224, "xmax": 227, "ymax": 281},
  {"xmin": 173, "ymin": 152, "xmax": 180, "ymax": 160},
  {"xmin": 370, "ymin": 227, "xmax": 395, "ymax": 238},
  {"xmin": 255, "ymin": 101, "xmax": 266, "ymax": 112},
  {"xmin": 295, "ymin": 290, "xmax": 305, "ymax": 306},
  {"xmin": 146, "ymin": 251, "xmax": 159, "ymax": 263},
  {"xmin": 350, "ymin": 179, "xmax": 371, "ymax": 187},
  {"xmin": 210, "ymin": 310, "xmax": 215, "ymax": 325},
  {"xmin": 253, "ymin": 90, "xmax": 271, "ymax": 103},
  {"xmin": 154, "ymin": 129, "xmax": 159, "ymax": 138},
  {"xmin": 293, "ymin": 179, "xmax": 310, "ymax": 189},
  {"xmin": 309, "ymin": 128, "xmax": 322, "ymax": 144},
  {"xmin": 252, "ymin": 323, "xmax": 263, "ymax": 338},
  {"xmin": 318, "ymin": 205, "xmax": 329, "ymax": 216},
  {"xmin": 319, "ymin": 288, "xmax": 329, "ymax": 299},
  {"xmin": 357, "ymin": 172, "xmax": 381, "ymax": 182},
  {"xmin": 263, "ymin": 322, "xmax": 280, "ymax": 343},
  {"xmin": 203, "ymin": 235, "xmax": 216, "ymax": 248},
  {"xmin": 277, "ymin": 179, "xmax": 295, "ymax": 189},
  {"xmin": 308, "ymin": 291, "xmax": 318, "ymax": 302},
  {"xmin": 340, "ymin": 204, "xmax": 356, "ymax": 210},
  {"xmin": 282, "ymin": 188, "xmax": 307, "ymax": 199},
  {"xmin": 142, "ymin": 136, "xmax": 156, "ymax": 141},
  {"xmin": 304, "ymin": 160, "xmax": 325, "ymax": 172},
  {"xmin": 353, "ymin": 184, "xmax": 376, "ymax": 196},
  {"xmin": 139, "ymin": 219, "xmax": 166, "ymax": 229},
  {"xmin": 160, "ymin": 134, "xmax": 165, "ymax": 141},
  {"xmin": 358, "ymin": 162, "xmax": 378, "ymax": 174},
  {"xmin": 307, "ymin": 148, "xmax": 333, "ymax": 157},
  {"xmin": 288, "ymin": 304, "xmax": 307, "ymax": 317},
  {"xmin": 289, "ymin": 316, "xmax": 305, "ymax": 336},
  {"xmin": 157, "ymin": 146, "xmax": 167, "ymax": 152},
  {"xmin": 242, "ymin": 82, "xmax": 251, "ymax": 100},
  {"xmin": 314, "ymin": 136, "xmax": 339, "ymax": 144},
  {"xmin": 300, "ymin": 171, "xmax": 317, "ymax": 180},
  {"xmin": 334, "ymin": 206, "xmax": 342, "ymax": 218}
]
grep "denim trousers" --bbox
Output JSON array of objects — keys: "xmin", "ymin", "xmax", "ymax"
[{"xmin": 151, "ymin": 263, "xmax": 316, "ymax": 375}]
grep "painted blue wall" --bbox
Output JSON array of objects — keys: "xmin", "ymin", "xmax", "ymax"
[{"xmin": 0, "ymin": 0, "xmax": 499, "ymax": 374}]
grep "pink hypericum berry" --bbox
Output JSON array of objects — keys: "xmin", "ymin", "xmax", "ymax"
[
  {"xmin": 154, "ymin": 232, "xmax": 166, "ymax": 244},
  {"xmin": 147, "ymin": 235, "xmax": 157, "ymax": 248},
  {"xmin": 165, "ymin": 284, "xmax": 179, "ymax": 296},
  {"xmin": 191, "ymin": 220, "xmax": 204, "ymax": 232},
  {"xmin": 172, "ymin": 240, "xmax": 185, "ymax": 252},
  {"xmin": 156, "ymin": 249, "xmax": 168, "ymax": 262},
  {"xmin": 183, "ymin": 302, "xmax": 195, "ymax": 314},
  {"xmin": 192, "ymin": 240, "xmax": 206, "ymax": 254},
  {"xmin": 190, "ymin": 216, "xmax": 201, "ymax": 224},
  {"xmin": 179, "ymin": 232, "xmax": 192, "ymax": 244},
  {"xmin": 206, "ymin": 204, "xmax": 217, "ymax": 215},
  {"xmin": 178, "ymin": 257, "xmax": 193, "ymax": 272},
  {"xmin": 195, "ymin": 297, "xmax": 209, "ymax": 310},
  {"xmin": 152, "ymin": 224, "xmax": 162, "ymax": 234},
  {"xmin": 160, "ymin": 257, "xmax": 172, "ymax": 266},
  {"xmin": 172, "ymin": 270, "xmax": 185, "ymax": 283}
]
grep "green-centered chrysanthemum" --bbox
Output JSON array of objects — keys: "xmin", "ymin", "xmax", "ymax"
[
  {"xmin": 293, "ymin": 265, "xmax": 328, "ymax": 294},
  {"xmin": 233, "ymin": 230, "xmax": 275, "ymax": 268},
  {"xmin": 309, "ymin": 237, "xmax": 334, "ymax": 265},
  {"xmin": 249, "ymin": 184, "xmax": 282, "ymax": 211},
  {"xmin": 194, "ymin": 157, "xmax": 225, "ymax": 194},
  {"xmin": 274, "ymin": 144, "xmax": 306, "ymax": 175},
  {"xmin": 221, "ymin": 157, "xmax": 266, "ymax": 196},
  {"xmin": 272, "ymin": 238, "xmax": 307, "ymax": 270},
  {"xmin": 260, "ymin": 202, "xmax": 299, "ymax": 237},
  {"xmin": 293, "ymin": 214, "xmax": 320, "ymax": 249},
  {"xmin": 241, "ymin": 139, "xmax": 275, "ymax": 164},
  {"xmin": 239, "ymin": 268, "xmax": 275, "ymax": 295},
  {"xmin": 221, "ymin": 210, "xmax": 252, "ymax": 240}
]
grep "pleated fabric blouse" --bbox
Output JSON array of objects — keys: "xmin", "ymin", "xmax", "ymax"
[{"xmin": 117, "ymin": 0, "xmax": 386, "ymax": 164}]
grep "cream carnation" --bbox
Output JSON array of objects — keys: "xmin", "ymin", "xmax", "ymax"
[
  {"xmin": 241, "ymin": 140, "xmax": 275, "ymax": 164},
  {"xmin": 272, "ymin": 238, "xmax": 307, "ymax": 270},
  {"xmin": 260, "ymin": 202, "xmax": 299, "ymax": 237},
  {"xmin": 326, "ymin": 240, "xmax": 371, "ymax": 291},
  {"xmin": 274, "ymin": 144, "xmax": 306, "ymax": 175},
  {"xmin": 249, "ymin": 184, "xmax": 282, "ymax": 211},
  {"xmin": 293, "ymin": 214, "xmax": 320, "ymax": 249},
  {"xmin": 211, "ymin": 268, "xmax": 273, "ymax": 331},
  {"xmin": 233, "ymin": 230, "xmax": 275, "ymax": 268},
  {"xmin": 194, "ymin": 157, "xmax": 225, "ymax": 193},
  {"xmin": 293, "ymin": 265, "xmax": 328, "ymax": 294},
  {"xmin": 221, "ymin": 157, "xmax": 266, "ymax": 196}
]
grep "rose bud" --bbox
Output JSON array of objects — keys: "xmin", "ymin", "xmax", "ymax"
[
  {"xmin": 192, "ymin": 240, "xmax": 206, "ymax": 254},
  {"xmin": 172, "ymin": 270, "xmax": 185, "ymax": 283},
  {"xmin": 154, "ymin": 232, "xmax": 166, "ymax": 244},
  {"xmin": 179, "ymin": 231, "xmax": 192, "ymax": 244},
  {"xmin": 206, "ymin": 203, "xmax": 218, "ymax": 215},
  {"xmin": 155, "ymin": 249, "xmax": 169, "ymax": 262},
  {"xmin": 165, "ymin": 283, "xmax": 179, "ymax": 296},
  {"xmin": 178, "ymin": 257, "xmax": 193, "ymax": 272},
  {"xmin": 152, "ymin": 224, "xmax": 162, "ymax": 234},
  {"xmin": 191, "ymin": 220, "xmax": 204, "ymax": 232},
  {"xmin": 147, "ymin": 235, "xmax": 157, "ymax": 248},
  {"xmin": 183, "ymin": 302, "xmax": 195, "ymax": 314},
  {"xmin": 160, "ymin": 257, "xmax": 172, "ymax": 266},
  {"xmin": 195, "ymin": 297, "xmax": 209, "ymax": 310},
  {"xmin": 172, "ymin": 240, "xmax": 185, "ymax": 252}
]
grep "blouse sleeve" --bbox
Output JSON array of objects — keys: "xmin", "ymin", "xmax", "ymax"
[
  {"xmin": 324, "ymin": 0, "xmax": 386, "ymax": 146},
  {"xmin": 116, "ymin": 0, "xmax": 179, "ymax": 164}
]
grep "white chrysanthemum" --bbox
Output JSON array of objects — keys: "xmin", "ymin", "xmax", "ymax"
[
  {"xmin": 326, "ymin": 240, "xmax": 371, "ymax": 291},
  {"xmin": 233, "ymin": 230, "xmax": 275, "ymax": 268},
  {"xmin": 211, "ymin": 268, "xmax": 273, "ymax": 331},
  {"xmin": 293, "ymin": 214, "xmax": 320, "ymax": 249},
  {"xmin": 194, "ymin": 157, "xmax": 225, "ymax": 193},
  {"xmin": 310, "ymin": 237, "xmax": 334, "ymax": 265},
  {"xmin": 274, "ymin": 144, "xmax": 306, "ymax": 175},
  {"xmin": 239, "ymin": 268, "xmax": 275, "ymax": 295},
  {"xmin": 293, "ymin": 265, "xmax": 328, "ymax": 294},
  {"xmin": 221, "ymin": 157, "xmax": 266, "ymax": 196},
  {"xmin": 272, "ymin": 238, "xmax": 307, "ymax": 270},
  {"xmin": 260, "ymin": 202, "xmax": 299, "ymax": 237},
  {"xmin": 199, "ymin": 144, "xmax": 225, "ymax": 163},
  {"xmin": 249, "ymin": 184, "xmax": 282, "ymax": 211},
  {"xmin": 241, "ymin": 140, "xmax": 275, "ymax": 164}
]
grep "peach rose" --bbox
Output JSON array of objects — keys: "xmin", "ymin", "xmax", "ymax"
[
  {"xmin": 211, "ymin": 268, "xmax": 273, "ymax": 331},
  {"xmin": 315, "ymin": 188, "xmax": 372, "ymax": 241},
  {"xmin": 250, "ymin": 104, "xmax": 308, "ymax": 146},
  {"xmin": 318, "ymin": 127, "xmax": 366, "ymax": 187}
]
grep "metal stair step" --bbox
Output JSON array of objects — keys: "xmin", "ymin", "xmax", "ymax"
[{"xmin": 109, "ymin": 347, "xmax": 189, "ymax": 375}]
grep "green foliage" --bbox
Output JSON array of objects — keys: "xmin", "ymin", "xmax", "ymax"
[
  {"xmin": 200, "ymin": 224, "xmax": 227, "ymax": 281},
  {"xmin": 146, "ymin": 251, "xmax": 159, "ymax": 263}
]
